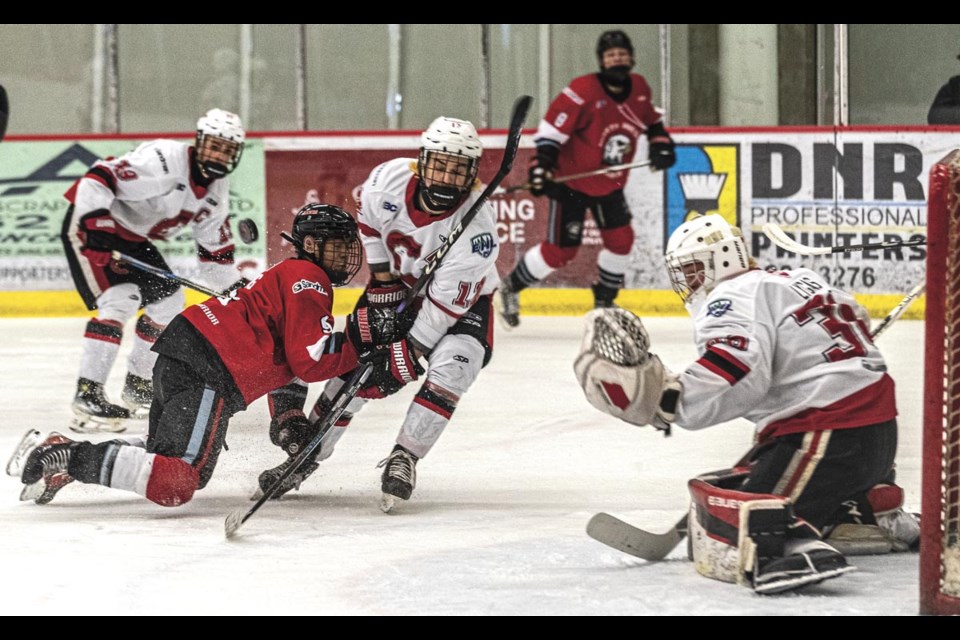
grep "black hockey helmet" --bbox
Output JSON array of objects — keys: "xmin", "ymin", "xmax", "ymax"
[
  {"xmin": 596, "ymin": 30, "xmax": 635, "ymax": 60},
  {"xmin": 291, "ymin": 203, "xmax": 363, "ymax": 286}
]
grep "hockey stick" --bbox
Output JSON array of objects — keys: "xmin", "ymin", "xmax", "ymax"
[
  {"xmin": 111, "ymin": 251, "xmax": 223, "ymax": 297},
  {"xmin": 224, "ymin": 95, "xmax": 532, "ymax": 538},
  {"xmin": 587, "ymin": 512, "xmax": 689, "ymax": 561},
  {"xmin": 225, "ymin": 363, "xmax": 373, "ymax": 538},
  {"xmin": 502, "ymin": 159, "xmax": 652, "ymax": 194},
  {"xmin": 762, "ymin": 222, "xmax": 926, "ymax": 256},
  {"xmin": 402, "ymin": 95, "xmax": 532, "ymax": 306},
  {"xmin": 869, "ymin": 281, "xmax": 925, "ymax": 340}
]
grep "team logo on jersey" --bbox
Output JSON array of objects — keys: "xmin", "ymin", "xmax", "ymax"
[
  {"xmin": 292, "ymin": 279, "xmax": 329, "ymax": 296},
  {"xmin": 382, "ymin": 201, "xmax": 398, "ymax": 212},
  {"xmin": 603, "ymin": 134, "xmax": 633, "ymax": 165},
  {"xmin": 707, "ymin": 299, "xmax": 733, "ymax": 318},
  {"xmin": 663, "ymin": 144, "xmax": 740, "ymax": 247},
  {"xmin": 470, "ymin": 232, "xmax": 496, "ymax": 258}
]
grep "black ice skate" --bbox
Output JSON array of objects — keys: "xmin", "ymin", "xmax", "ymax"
[
  {"xmin": 591, "ymin": 282, "xmax": 619, "ymax": 309},
  {"xmin": 70, "ymin": 377, "xmax": 131, "ymax": 434},
  {"xmin": 377, "ymin": 444, "xmax": 418, "ymax": 513},
  {"xmin": 497, "ymin": 279, "xmax": 521, "ymax": 329},
  {"xmin": 751, "ymin": 539, "xmax": 855, "ymax": 595},
  {"xmin": 250, "ymin": 457, "xmax": 320, "ymax": 501},
  {"xmin": 17, "ymin": 431, "xmax": 79, "ymax": 505},
  {"xmin": 121, "ymin": 373, "xmax": 153, "ymax": 419}
]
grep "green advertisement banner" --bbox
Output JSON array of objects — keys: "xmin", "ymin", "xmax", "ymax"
[{"xmin": 0, "ymin": 138, "xmax": 265, "ymax": 290}]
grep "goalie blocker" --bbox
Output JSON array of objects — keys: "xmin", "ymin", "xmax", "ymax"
[{"xmin": 573, "ymin": 308, "xmax": 680, "ymax": 434}]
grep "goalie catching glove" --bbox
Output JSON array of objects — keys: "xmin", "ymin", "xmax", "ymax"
[{"xmin": 573, "ymin": 308, "xmax": 681, "ymax": 434}]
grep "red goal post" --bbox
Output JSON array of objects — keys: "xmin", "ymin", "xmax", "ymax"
[{"xmin": 921, "ymin": 149, "xmax": 960, "ymax": 615}]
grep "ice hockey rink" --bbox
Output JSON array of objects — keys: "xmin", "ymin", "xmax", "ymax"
[{"xmin": 0, "ymin": 314, "xmax": 924, "ymax": 616}]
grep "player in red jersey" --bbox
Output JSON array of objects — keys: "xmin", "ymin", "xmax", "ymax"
[
  {"xmin": 499, "ymin": 30, "xmax": 676, "ymax": 326},
  {"xmin": 11, "ymin": 204, "xmax": 420, "ymax": 507}
]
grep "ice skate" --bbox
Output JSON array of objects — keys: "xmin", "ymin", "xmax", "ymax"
[
  {"xmin": 377, "ymin": 444, "xmax": 418, "ymax": 513},
  {"xmin": 496, "ymin": 279, "xmax": 521, "ymax": 330},
  {"xmin": 6, "ymin": 428, "xmax": 42, "ymax": 477},
  {"xmin": 70, "ymin": 377, "xmax": 131, "ymax": 434},
  {"xmin": 18, "ymin": 431, "xmax": 79, "ymax": 505},
  {"xmin": 120, "ymin": 372, "xmax": 153, "ymax": 420},
  {"xmin": 752, "ymin": 539, "xmax": 855, "ymax": 595},
  {"xmin": 591, "ymin": 282, "xmax": 619, "ymax": 309},
  {"xmin": 250, "ymin": 457, "xmax": 320, "ymax": 501}
]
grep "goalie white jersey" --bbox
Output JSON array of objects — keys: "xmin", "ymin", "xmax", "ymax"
[
  {"xmin": 66, "ymin": 138, "xmax": 234, "ymax": 255},
  {"xmin": 357, "ymin": 158, "xmax": 501, "ymax": 350},
  {"xmin": 677, "ymin": 267, "xmax": 896, "ymax": 440}
]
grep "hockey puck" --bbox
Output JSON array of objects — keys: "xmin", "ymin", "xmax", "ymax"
[{"xmin": 238, "ymin": 218, "xmax": 259, "ymax": 244}]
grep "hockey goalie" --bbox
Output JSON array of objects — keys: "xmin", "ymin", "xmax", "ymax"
[{"xmin": 574, "ymin": 214, "xmax": 919, "ymax": 595}]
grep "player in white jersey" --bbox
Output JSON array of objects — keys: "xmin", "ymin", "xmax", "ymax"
[
  {"xmin": 60, "ymin": 108, "xmax": 247, "ymax": 433},
  {"xmin": 575, "ymin": 214, "xmax": 917, "ymax": 594},
  {"xmin": 256, "ymin": 116, "xmax": 500, "ymax": 512}
]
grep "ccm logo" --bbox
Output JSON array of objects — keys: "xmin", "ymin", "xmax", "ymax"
[{"xmin": 382, "ymin": 201, "xmax": 399, "ymax": 212}]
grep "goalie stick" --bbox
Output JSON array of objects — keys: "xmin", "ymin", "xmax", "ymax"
[
  {"xmin": 586, "ymin": 274, "xmax": 916, "ymax": 561},
  {"xmin": 762, "ymin": 222, "xmax": 926, "ymax": 256},
  {"xmin": 224, "ymin": 94, "xmax": 533, "ymax": 538},
  {"xmin": 760, "ymin": 223, "xmax": 925, "ymax": 340}
]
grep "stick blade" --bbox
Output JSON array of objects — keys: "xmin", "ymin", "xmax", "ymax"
[
  {"xmin": 224, "ymin": 507, "xmax": 248, "ymax": 539},
  {"xmin": 586, "ymin": 512, "xmax": 684, "ymax": 562}
]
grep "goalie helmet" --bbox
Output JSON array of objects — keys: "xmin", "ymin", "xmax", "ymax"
[
  {"xmin": 418, "ymin": 116, "xmax": 482, "ymax": 212},
  {"xmin": 291, "ymin": 203, "xmax": 363, "ymax": 287},
  {"xmin": 665, "ymin": 214, "xmax": 750, "ymax": 303},
  {"xmin": 195, "ymin": 108, "xmax": 245, "ymax": 179}
]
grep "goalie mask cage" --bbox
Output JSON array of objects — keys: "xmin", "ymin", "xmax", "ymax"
[{"xmin": 921, "ymin": 149, "xmax": 960, "ymax": 615}]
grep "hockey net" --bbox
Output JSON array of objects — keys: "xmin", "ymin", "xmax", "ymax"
[{"xmin": 921, "ymin": 149, "xmax": 960, "ymax": 615}]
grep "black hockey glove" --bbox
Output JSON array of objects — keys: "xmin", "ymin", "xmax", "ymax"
[
  {"xmin": 269, "ymin": 409, "xmax": 322, "ymax": 457},
  {"xmin": 528, "ymin": 144, "xmax": 559, "ymax": 197},
  {"xmin": 646, "ymin": 122, "xmax": 676, "ymax": 171},
  {"xmin": 346, "ymin": 306, "xmax": 404, "ymax": 350},
  {"xmin": 356, "ymin": 338, "xmax": 424, "ymax": 400}
]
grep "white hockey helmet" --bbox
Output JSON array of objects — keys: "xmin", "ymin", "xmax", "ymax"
[
  {"xmin": 195, "ymin": 108, "xmax": 245, "ymax": 178},
  {"xmin": 664, "ymin": 214, "xmax": 750, "ymax": 303},
  {"xmin": 418, "ymin": 116, "xmax": 482, "ymax": 211}
]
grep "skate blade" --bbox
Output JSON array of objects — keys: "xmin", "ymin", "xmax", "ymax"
[
  {"xmin": 19, "ymin": 481, "xmax": 44, "ymax": 502},
  {"xmin": 6, "ymin": 429, "xmax": 42, "ymax": 477},
  {"xmin": 69, "ymin": 416, "xmax": 127, "ymax": 434},
  {"xmin": 123, "ymin": 404, "xmax": 150, "ymax": 420},
  {"xmin": 380, "ymin": 493, "xmax": 405, "ymax": 513}
]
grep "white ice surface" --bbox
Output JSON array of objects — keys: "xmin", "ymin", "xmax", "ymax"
[{"xmin": 0, "ymin": 315, "xmax": 924, "ymax": 615}]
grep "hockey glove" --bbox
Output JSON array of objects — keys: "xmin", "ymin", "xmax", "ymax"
[
  {"xmin": 356, "ymin": 338, "xmax": 425, "ymax": 399},
  {"xmin": 528, "ymin": 145, "xmax": 559, "ymax": 197},
  {"xmin": 78, "ymin": 208, "xmax": 119, "ymax": 267},
  {"xmin": 269, "ymin": 409, "xmax": 322, "ymax": 457},
  {"xmin": 346, "ymin": 306, "xmax": 404, "ymax": 350},
  {"xmin": 646, "ymin": 122, "xmax": 676, "ymax": 171},
  {"xmin": 365, "ymin": 275, "xmax": 407, "ymax": 309}
]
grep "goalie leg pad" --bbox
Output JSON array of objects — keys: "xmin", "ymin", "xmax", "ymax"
[{"xmin": 687, "ymin": 475, "xmax": 779, "ymax": 584}]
